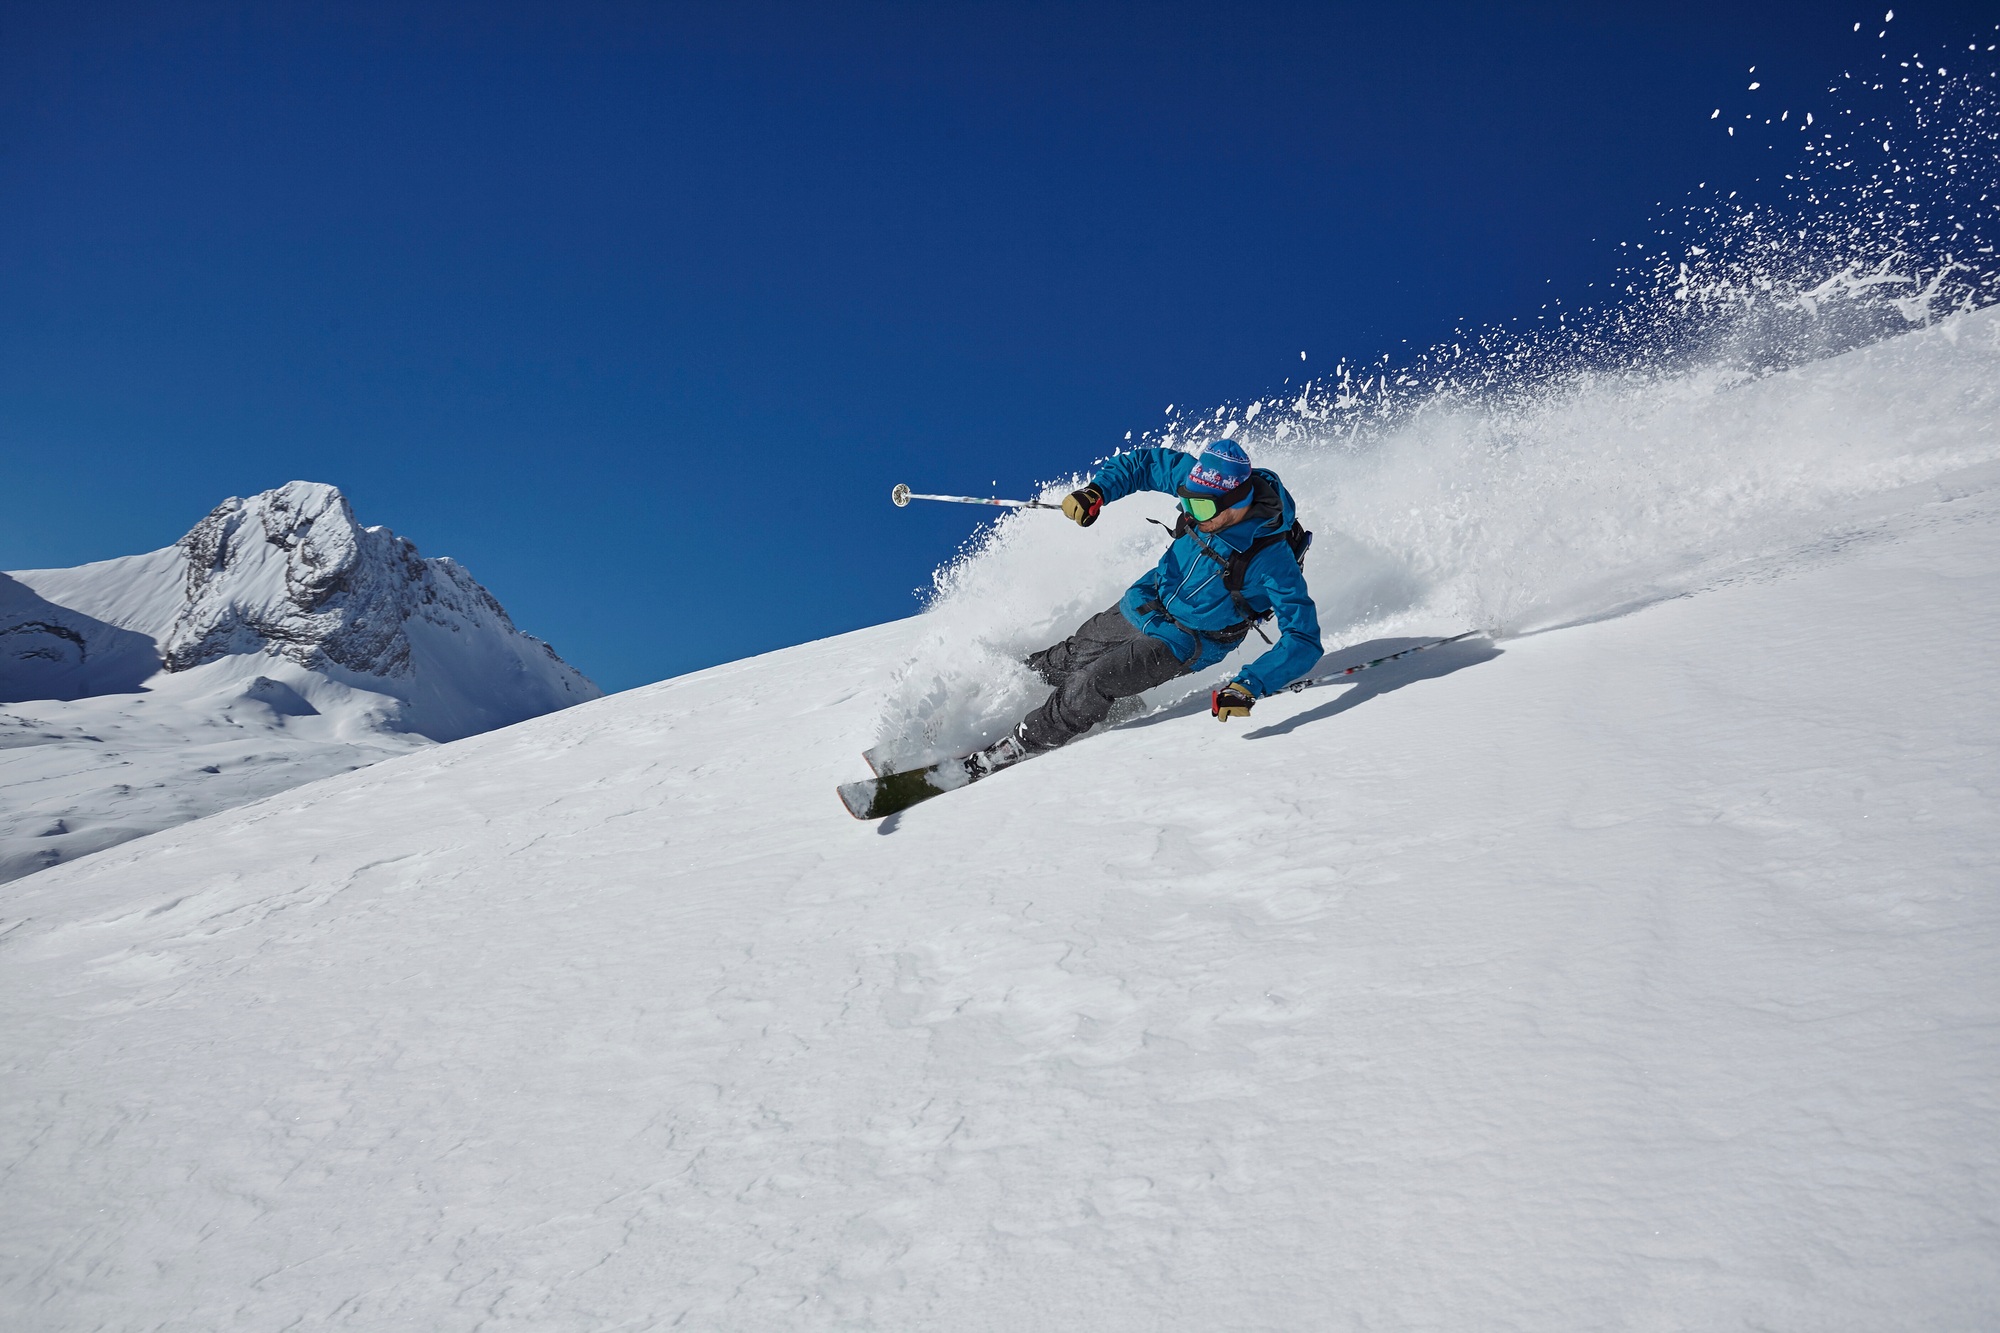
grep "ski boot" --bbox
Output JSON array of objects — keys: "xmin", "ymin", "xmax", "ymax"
[{"xmin": 966, "ymin": 726, "xmax": 1036, "ymax": 778}]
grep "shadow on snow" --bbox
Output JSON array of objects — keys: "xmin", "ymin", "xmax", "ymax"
[
  {"xmin": 1111, "ymin": 635, "xmax": 1501, "ymax": 740},
  {"xmin": 1239, "ymin": 635, "xmax": 1502, "ymax": 740}
]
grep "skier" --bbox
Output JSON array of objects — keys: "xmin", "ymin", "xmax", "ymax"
[{"xmin": 976, "ymin": 438, "xmax": 1322, "ymax": 772}]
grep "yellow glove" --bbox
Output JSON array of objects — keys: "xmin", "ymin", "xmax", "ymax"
[
  {"xmin": 1211, "ymin": 682, "xmax": 1255, "ymax": 722},
  {"xmin": 1062, "ymin": 484, "xmax": 1104, "ymax": 527}
]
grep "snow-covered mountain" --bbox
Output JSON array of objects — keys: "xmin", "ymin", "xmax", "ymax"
[
  {"xmin": 0, "ymin": 482, "xmax": 599, "ymax": 881},
  {"xmin": 1, "ymin": 312, "xmax": 1996, "ymax": 1329}
]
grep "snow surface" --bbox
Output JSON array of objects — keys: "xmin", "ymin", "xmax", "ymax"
[
  {"xmin": 0, "ymin": 662, "xmax": 431, "ymax": 885},
  {"xmin": 2, "ymin": 482, "xmax": 600, "ymax": 884},
  {"xmin": 3, "ymin": 320, "xmax": 1998, "ymax": 1328}
]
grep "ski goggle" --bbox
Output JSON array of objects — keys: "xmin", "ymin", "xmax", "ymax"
[{"xmin": 1177, "ymin": 480, "xmax": 1252, "ymax": 522}]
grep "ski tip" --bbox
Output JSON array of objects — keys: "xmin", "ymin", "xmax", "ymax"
[
  {"xmin": 837, "ymin": 780, "xmax": 878, "ymax": 820},
  {"xmin": 838, "ymin": 765, "xmax": 956, "ymax": 820}
]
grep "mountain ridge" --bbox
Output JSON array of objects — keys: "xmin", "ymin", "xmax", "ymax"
[{"xmin": 0, "ymin": 481, "xmax": 601, "ymax": 882}]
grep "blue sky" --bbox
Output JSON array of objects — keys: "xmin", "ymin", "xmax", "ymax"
[{"xmin": 1, "ymin": 1, "xmax": 1989, "ymax": 691}]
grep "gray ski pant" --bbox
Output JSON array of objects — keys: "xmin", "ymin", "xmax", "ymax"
[{"xmin": 1018, "ymin": 604, "xmax": 1192, "ymax": 752}]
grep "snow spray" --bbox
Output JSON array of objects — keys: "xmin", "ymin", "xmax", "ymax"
[{"xmin": 872, "ymin": 26, "xmax": 2000, "ymax": 770}]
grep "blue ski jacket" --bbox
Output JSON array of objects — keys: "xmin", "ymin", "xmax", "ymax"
[{"xmin": 1090, "ymin": 448, "xmax": 1324, "ymax": 697}]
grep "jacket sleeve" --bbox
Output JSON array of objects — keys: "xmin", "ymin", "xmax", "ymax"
[
  {"xmin": 1090, "ymin": 448, "xmax": 1195, "ymax": 504},
  {"xmin": 1232, "ymin": 550, "xmax": 1323, "ymax": 697}
]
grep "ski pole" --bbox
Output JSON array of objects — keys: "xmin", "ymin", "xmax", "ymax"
[
  {"xmin": 1284, "ymin": 630, "xmax": 1487, "ymax": 693},
  {"xmin": 891, "ymin": 483, "xmax": 1060, "ymax": 511}
]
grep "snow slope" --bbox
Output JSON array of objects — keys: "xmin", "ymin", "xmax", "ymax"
[
  {"xmin": 1, "ymin": 482, "xmax": 599, "ymax": 882},
  {"xmin": 3, "ymin": 358, "xmax": 1997, "ymax": 1326}
]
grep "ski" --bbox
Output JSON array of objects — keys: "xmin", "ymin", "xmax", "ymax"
[
  {"xmin": 839, "ymin": 741, "xmax": 1031, "ymax": 820},
  {"xmin": 1283, "ymin": 630, "xmax": 1486, "ymax": 693},
  {"xmin": 838, "ymin": 762, "xmax": 964, "ymax": 820}
]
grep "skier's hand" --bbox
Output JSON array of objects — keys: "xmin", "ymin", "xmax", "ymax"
[
  {"xmin": 1062, "ymin": 484, "xmax": 1104, "ymax": 527},
  {"xmin": 1212, "ymin": 682, "xmax": 1255, "ymax": 722}
]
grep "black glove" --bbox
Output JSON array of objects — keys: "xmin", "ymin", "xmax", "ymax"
[
  {"xmin": 1062, "ymin": 484, "xmax": 1104, "ymax": 527},
  {"xmin": 1212, "ymin": 682, "xmax": 1255, "ymax": 722}
]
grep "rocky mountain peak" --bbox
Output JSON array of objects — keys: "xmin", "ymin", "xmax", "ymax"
[
  {"xmin": 5, "ymin": 481, "xmax": 598, "ymax": 741},
  {"xmin": 180, "ymin": 481, "xmax": 366, "ymax": 609},
  {"xmin": 167, "ymin": 481, "xmax": 518, "ymax": 681}
]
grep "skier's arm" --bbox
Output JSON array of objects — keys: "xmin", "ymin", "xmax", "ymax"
[
  {"xmin": 1231, "ymin": 553, "xmax": 1323, "ymax": 697},
  {"xmin": 1089, "ymin": 448, "xmax": 1196, "ymax": 504}
]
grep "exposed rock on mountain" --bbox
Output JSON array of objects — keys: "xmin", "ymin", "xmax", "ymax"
[
  {"xmin": 167, "ymin": 481, "xmax": 522, "ymax": 682},
  {"xmin": 167, "ymin": 482, "xmax": 431, "ymax": 675}
]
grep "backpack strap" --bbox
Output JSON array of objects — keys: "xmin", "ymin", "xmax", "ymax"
[
  {"xmin": 1223, "ymin": 522, "xmax": 1313, "ymax": 590},
  {"xmin": 1157, "ymin": 471, "xmax": 1315, "ymax": 641}
]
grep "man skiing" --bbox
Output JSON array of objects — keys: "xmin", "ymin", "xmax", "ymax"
[{"xmin": 977, "ymin": 438, "xmax": 1322, "ymax": 771}]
